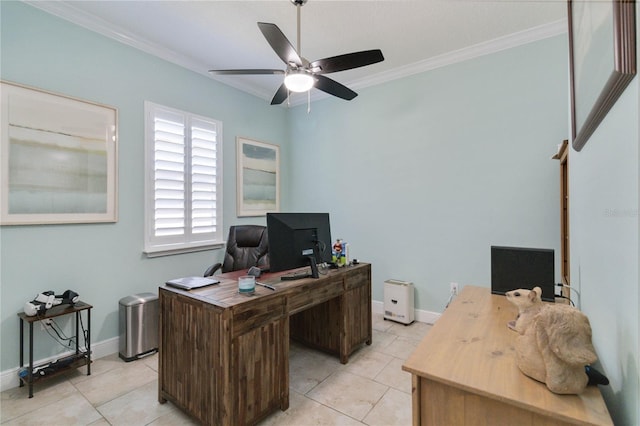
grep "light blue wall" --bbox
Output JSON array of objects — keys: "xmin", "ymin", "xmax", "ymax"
[
  {"xmin": 3, "ymin": 3, "xmax": 637, "ymax": 423},
  {"xmin": 288, "ymin": 36, "xmax": 568, "ymax": 313},
  {"xmin": 0, "ymin": 2, "xmax": 288, "ymax": 369},
  {"xmin": 568, "ymin": 7, "xmax": 639, "ymax": 424}
]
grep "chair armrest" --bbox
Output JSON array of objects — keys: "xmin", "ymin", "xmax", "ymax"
[{"xmin": 204, "ymin": 263, "xmax": 222, "ymax": 277}]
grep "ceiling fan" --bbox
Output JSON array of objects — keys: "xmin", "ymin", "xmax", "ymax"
[{"xmin": 208, "ymin": 0, "xmax": 384, "ymax": 105}]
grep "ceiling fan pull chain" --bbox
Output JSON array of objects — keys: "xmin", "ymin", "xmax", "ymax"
[{"xmin": 307, "ymin": 90, "xmax": 311, "ymax": 114}]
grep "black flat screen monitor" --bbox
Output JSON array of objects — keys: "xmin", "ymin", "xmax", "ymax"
[
  {"xmin": 266, "ymin": 213, "xmax": 332, "ymax": 278},
  {"xmin": 491, "ymin": 246, "xmax": 555, "ymax": 302}
]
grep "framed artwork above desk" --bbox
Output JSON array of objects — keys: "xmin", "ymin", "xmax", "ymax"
[{"xmin": 236, "ymin": 137, "xmax": 280, "ymax": 217}]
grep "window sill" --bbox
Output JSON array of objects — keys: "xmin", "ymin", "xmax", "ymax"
[{"xmin": 144, "ymin": 242, "xmax": 224, "ymax": 258}]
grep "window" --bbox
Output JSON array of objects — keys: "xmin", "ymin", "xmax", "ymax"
[{"xmin": 144, "ymin": 102, "xmax": 223, "ymax": 256}]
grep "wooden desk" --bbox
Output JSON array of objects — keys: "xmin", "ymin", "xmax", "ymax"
[
  {"xmin": 402, "ymin": 286, "xmax": 612, "ymax": 426},
  {"xmin": 158, "ymin": 263, "xmax": 371, "ymax": 425}
]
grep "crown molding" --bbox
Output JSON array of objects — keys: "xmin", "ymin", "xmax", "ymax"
[
  {"xmin": 289, "ymin": 18, "xmax": 568, "ymax": 107},
  {"xmin": 24, "ymin": 1, "xmax": 273, "ymax": 101},
  {"xmin": 349, "ymin": 19, "xmax": 568, "ymax": 93},
  {"xmin": 25, "ymin": 1, "xmax": 567, "ymax": 106}
]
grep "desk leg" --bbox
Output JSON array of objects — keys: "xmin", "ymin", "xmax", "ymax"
[
  {"xmin": 411, "ymin": 375, "xmax": 420, "ymax": 426},
  {"xmin": 281, "ymin": 315, "xmax": 290, "ymax": 411},
  {"xmin": 28, "ymin": 322, "xmax": 34, "ymax": 398}
]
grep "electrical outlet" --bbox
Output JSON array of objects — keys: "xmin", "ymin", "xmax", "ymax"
[
  {"xmin": 40, "ymin": 319, "xmax": 52, "ymax": 331},
  {"xmin": 450, "ymin": 282, "xmax": 458, "ymax": 295}
]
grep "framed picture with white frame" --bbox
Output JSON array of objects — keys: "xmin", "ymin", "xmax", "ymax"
[
  {"xmin": 236, "ymin": 137, "xmax": 280, "ymax": 217},
  {"xmin": 0, "ymin": 81, "xmax": 118, "ymax": 225}
]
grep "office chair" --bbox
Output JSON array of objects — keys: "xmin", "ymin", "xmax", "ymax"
[{"xmin": 204, "ymin": 225, "xmax": 269, "ymax": 277}]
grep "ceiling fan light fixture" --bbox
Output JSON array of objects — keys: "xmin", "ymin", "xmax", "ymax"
[
  {"xmin": 284, "ymin": 71, "xmax": 314, "ymax": 92},
  {"xmin": 209, "ymin": 0, "xmax": 383, "ymax": 105}
]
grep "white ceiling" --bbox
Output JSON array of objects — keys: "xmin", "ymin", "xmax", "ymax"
[{"xmin": 28, "ymin": 0, "xmax": 568, "ymax": 105}]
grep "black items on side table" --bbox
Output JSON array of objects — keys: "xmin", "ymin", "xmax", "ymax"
[{"xmin": 17, "ymin": 301, "xmax": 92, "ymax": 398}]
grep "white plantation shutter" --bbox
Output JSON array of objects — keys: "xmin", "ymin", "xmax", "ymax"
[
  {"xmin": 144, "ymin": 102, "xmax": 223, "ymax": 255},
  {"xmin": 190, "ymin": 119, "xmax": 218, "ymax": 235},
  {"xmin": 153, "ymin": 109, "xmax": 186, "ymax": 238}
]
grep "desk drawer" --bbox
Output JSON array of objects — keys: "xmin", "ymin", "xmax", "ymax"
[
  {"xmin": 345, "ymin": 265, "xmax": 371, "ymax": 291},
  {"xmin": 288, "ymin": 276, "xmax": 343, "ymax": 315},
  {"xmin": 232, "ymin": 296, "xmax": 285, "ymax": 338}
]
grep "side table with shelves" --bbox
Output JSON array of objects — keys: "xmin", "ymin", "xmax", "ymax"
[{"xmin": 18, "ymin": 301, "xmax": 92, "ymax": 398}]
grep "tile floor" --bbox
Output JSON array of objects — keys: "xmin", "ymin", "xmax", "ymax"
[{"xmin": 1, "ymin": 313, "xmax": 431, "ymax": 426}]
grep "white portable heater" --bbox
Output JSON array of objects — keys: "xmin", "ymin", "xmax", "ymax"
[{"xmin": 384, "ymin": 279, "xmax": 415, "ymax": 325}]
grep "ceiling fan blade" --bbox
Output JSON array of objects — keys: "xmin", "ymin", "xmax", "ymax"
[
  {"xmin": 258, "ymin": 22, "xmax": 302, "ymax": 67},
  {"xmin": 208, "ymin": 69, "xmax": 285, "ymax": 75},
  {"xmin": 314, "ymin": 75, "xmax": 357, "ymax": 101},
  {"xmin": 309, "ymin": 49, "xmax": 384, "ymax": 74},
  {"xmin": 270, "ymin": 83, "xmax": 289, "ymax": 105}
]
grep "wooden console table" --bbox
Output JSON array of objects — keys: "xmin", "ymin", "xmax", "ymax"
[
  {"xmin": 158, "ymin": 263, "xmax": 371, "ymax": 425},
  {"xmin": 402, "ymin": 286, "xmax": 612, "ymax": 426}
]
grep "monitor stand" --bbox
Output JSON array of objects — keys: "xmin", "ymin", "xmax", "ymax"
[
  {"xmin": 308, "ymin": 255, "xmax": 319, "ymax": 278},
  {"xmin": 280, "ymin": 256, "xmax": 319, "ymax": 281},
  {"xmin": 280, "ymin": 272, "xmax": 311, "ymax": 281}
]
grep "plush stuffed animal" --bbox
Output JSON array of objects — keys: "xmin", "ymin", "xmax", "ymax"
[{"xmin": 505, "ymin": 287, "xmax": 598, "ymax": 394}]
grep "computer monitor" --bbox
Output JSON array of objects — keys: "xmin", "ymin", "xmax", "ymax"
[
  {"xmin": 266, "ymin": 212, "xmax": 332, "ymax": 279},
  {"xmin": 491, "ymin": 246, "xmax": 556, "ymax": 302}
]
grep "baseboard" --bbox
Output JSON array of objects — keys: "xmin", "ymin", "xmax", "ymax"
[
  {"xmin": 3, "ymin": 303, "xmax": 439, "ymax": 392},
  {"xmin": 1, "ymin": 336, "xmax": 119, "ymax": 392},
  {"xmin": 372, "ymin": 300, "xmax": 441, "ymax": 325}
]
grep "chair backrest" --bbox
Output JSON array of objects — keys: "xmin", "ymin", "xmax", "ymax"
[{"xmin": 222, "ymin": 225, "xmax": 269, "ymax": 273}]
